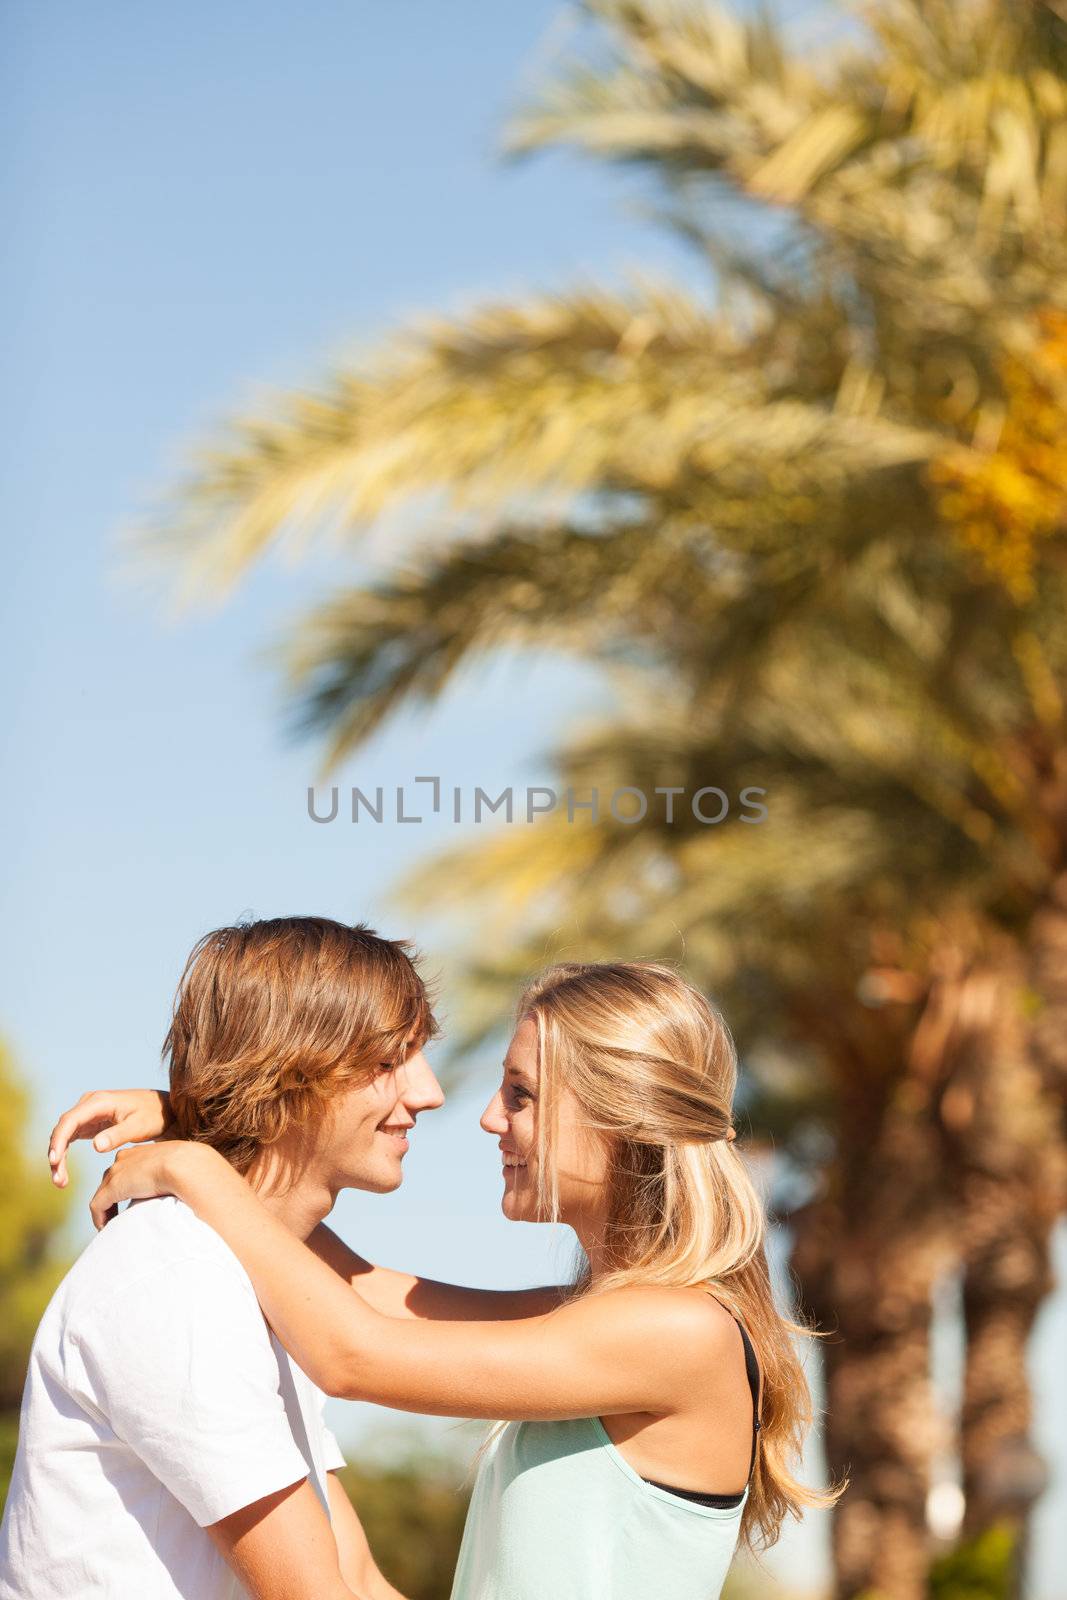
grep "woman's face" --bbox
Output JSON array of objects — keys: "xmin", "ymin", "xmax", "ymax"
[{"xmin": 480, "ymin": 1015, "xmax": 609, "ymax": 1226}]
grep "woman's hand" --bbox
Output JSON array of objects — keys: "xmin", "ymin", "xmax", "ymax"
[
  {"xmin": 89, "ymin": 1140, "xmax": 220, "ymax": 1229},
  {"xmin": 48, "ymin": 1089, "xmax": 172, "ymax": 1188}
]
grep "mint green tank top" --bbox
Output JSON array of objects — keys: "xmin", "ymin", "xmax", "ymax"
[{"xmin": 450, "ymin": 1315, "xmax": 759, "ymax": 1600}]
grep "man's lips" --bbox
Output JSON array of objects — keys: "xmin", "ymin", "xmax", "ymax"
[{"xmin": 377, "ymin": 1121, "xmax": 411, "ymax": 1150}]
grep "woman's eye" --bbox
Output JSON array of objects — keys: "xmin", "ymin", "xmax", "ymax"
[
  {"xmin": 508, "ymin": 1086, "xmax": 532, "ymax": 1107},
  {"xmin": 378, "ymin": 1060, "xmax": 398, "ymax": 1073}
]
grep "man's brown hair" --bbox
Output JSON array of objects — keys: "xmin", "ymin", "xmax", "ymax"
[{"xmin": 164, "ymin": 916, "xmax": 439, "ymax": 1172}]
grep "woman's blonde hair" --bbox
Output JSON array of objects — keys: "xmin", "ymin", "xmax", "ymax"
[
  {"xmin": 165, "ymin": 916, "xmax": 438, "ymax": 1172},
  {"xmin": 513, "ymin": 958, "xmax": 846, "ymax": 1557}
]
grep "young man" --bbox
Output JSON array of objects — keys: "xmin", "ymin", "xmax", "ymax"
[{"xmin": 0, "ymin": 916, "xmax": 445, "ymax": 1600}]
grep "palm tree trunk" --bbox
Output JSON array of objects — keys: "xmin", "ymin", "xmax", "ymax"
[
  {"xmin": 927, "ymin": 934, "xmax": 1067, "ymax": 1593},
  {"xmin": 787, "ymin": 923, "xmax": 1067, "ymax": 1600},
  {"xmin": 791, "ymin": 1188, "xmax": 951, "ymax": 1600},
  {"xmin": 788, "ymin": 982, "xmax": 957, "ymax": 1600},
  {"xmin": 956, "ymin": 1188, "xmax": 1055, "ymax": 1592},
  {"xmin": 933, "ymin": 942, "xmax": 1066, "ymax": 1595},
  {"xmin": 1027, "ymin": 866, "xmax": 1067, "ymax": 1134}
]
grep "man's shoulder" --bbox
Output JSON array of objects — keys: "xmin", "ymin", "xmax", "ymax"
[
  {"xmin": 57, "ymin": 1196, "xmax": 255, "ymax": 1327},
  {"xmin": 81, "ymin": 1193, "xmax": 243, "ymax": 1270}
]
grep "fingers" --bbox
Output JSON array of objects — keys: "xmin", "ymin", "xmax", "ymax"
[
  {"xmin": 90, "ymin": 1165, "xmax": 118, "ymax": 1231},
  {"xmin": 47, "ymin": 1094, "xmax": 131, "ymax": 1188},
  {"xmin": 47, "ymin": 1104, "xmax": 78, "ymax": 1186},
  {"xmin": 48, "ymin": 1121, "xmax": 82, "ymax": 1190},
  {"xmin": 48, "ymin": 1092, "xmax": 110, "ymax": 1187}
]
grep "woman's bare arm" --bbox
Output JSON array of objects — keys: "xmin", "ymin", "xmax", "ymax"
[
  {"xmin": 308, "ymin": 1224, "xmax": 569, "ymax": 1322},
  {"xmin": 48, "ymin": 1090, "xmax": 568, "ymax": 1319},
  {"xmin": 91, "ymin": 1142, "xmax": 722, "ymax": 1423}
]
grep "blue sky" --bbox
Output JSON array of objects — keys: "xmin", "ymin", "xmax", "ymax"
[{"xmin": 4, "ymin": 3, "xmax": 1065, "ymax": 1594}]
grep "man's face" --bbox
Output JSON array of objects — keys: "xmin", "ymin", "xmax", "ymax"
[{"xmin": 316, "ymin": 1041, "xmax": 445, "ymax": 1196}]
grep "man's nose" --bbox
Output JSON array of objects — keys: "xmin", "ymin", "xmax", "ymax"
[{"xmin": 402, "ymin": 1052, "xmax": 446, "ymax": 1113}]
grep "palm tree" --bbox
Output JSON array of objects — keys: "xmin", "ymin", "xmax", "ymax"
[
  {"xmin": 397, "ymin": 574, "xmax": 1066, "ymax": 1596},
  {"xmin": 132, "ymin": 4, "xmax": 1067, "ymax": 1594}
]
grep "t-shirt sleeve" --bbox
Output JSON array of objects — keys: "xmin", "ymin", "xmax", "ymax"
[
  {"xmin": 322, "ymin": 1427, "xmax": 346, "ymax": 1473},
  {"xmin": 312, "ymin": 1379, "xmax": 346, "ymax": 1472},
  {"xmin": 66, "ymin": 1254, "xmax": 312, "ymax": 1528}
]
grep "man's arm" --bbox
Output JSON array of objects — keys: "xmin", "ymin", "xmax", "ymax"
[
  {"xmin": 309, "ymin": 1223, "xmax": 569, "ymax": 1322},
  {"xmin": 67, "ymin": 1249, "xmax": 383, "ymax": 1588},
  {"xmin": 207, "ymin": 1477, "xmax": 374, "ymax": 1600},
  {"xmin": 327, "ymin": 1473, "xmax": 407, "ymax": 1600}
]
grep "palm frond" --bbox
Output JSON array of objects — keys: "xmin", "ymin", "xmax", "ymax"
[
  {"xmin": 132, "ymin": 274, "xmax": 941, "ymax": 614},
  {"xmin": 505, "ymin": 0, "xmax": 857, "ymax": 201}
]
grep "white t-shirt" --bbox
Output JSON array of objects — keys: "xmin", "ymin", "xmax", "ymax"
[{"xmin": 0, "ymin": 1195, "xmax": 346, "ymax": 1599}]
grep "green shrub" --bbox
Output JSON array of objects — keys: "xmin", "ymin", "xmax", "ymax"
[
  {"xmin": 337, "ymin": 1455, "xmax": 472, "ymax": 1600},
  {"xmin": 927, "ymin": 1524, "xmax": 1019, "ymax": 1600}
]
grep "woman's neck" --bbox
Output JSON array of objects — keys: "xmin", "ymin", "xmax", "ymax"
[{"xmin": 573, "ymin": 1213, "xmax": 610, "ymax": 1285}]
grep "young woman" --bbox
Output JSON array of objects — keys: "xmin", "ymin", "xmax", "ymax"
[{"xmin": 50, "ymin": 960, "xmax": 843, "ymax": 1599}]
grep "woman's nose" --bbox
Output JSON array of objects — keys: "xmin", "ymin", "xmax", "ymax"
[{"xmin": 480, "ymin": 1092, "xmax": 507, "ymax": 1135}]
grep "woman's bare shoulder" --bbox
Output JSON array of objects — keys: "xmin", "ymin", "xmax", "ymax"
[{"xmin": 573, "ymin": 1281, "xmax": 741, "ymax": 1352}]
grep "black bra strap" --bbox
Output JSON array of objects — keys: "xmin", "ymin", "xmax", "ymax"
[
  {"xmin": 704, "ymin": 1294, "xmax": 762, "ymax": 1480},
  {"xmin": 639, "ymin": 1298, "xmax": 764, "ymax": 1507},
  {"xmin": 732, "ymin": 1316, "xmax": 763, "ymax": 1483}
]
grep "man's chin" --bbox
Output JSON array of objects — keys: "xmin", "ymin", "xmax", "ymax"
[
  {"xmin": 372, "ymin": 1170, "xmax": 405, "ymax": 1194},
  {"xmin": 340, "ymin": 1164, "xmax": 405, "ymax": 1196}
]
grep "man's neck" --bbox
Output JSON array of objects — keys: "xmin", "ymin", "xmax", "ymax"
[{"xmin": 244, "ymin": 1149, "xmax": 335, "ymax": 1242}]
